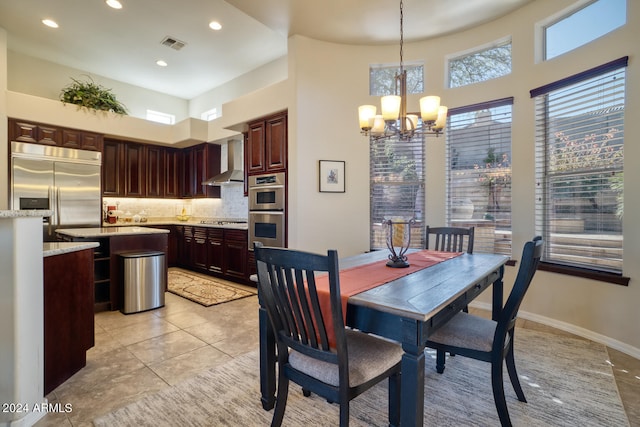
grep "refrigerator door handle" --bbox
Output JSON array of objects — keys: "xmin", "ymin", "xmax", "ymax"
[
  {"xmin": 47, "ymin": 186, "xmax": 55, "ymax": 238},
  {"xmin": 55, "ymin": 186, "xmax": 61, "ymax": 226}
]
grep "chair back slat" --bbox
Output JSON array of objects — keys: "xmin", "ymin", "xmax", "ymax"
[
  {"xmin": 427, "ymin": 226, "xmax": 475, "ymax": 254},
  {"xmin": 254, "ymin": 243, "xmax": 344, "ymax": 361}
]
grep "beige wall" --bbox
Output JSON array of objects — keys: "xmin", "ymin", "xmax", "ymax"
[
  {"xmin": 2, "ymin": 0, "xmax": 639, "ymax": 356},
  {"xmin": 284, "ymin": 0, "xmax": 640, "ymax": 356},
  {"xmin": 7, "ymin": 51, "xmax": 191, "ymax": 121},
  {"xmin": 1, "ymin": 28, "xmax": 7, "ymax": 210}
]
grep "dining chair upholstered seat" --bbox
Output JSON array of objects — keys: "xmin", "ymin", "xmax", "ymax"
[
  {"xmin": 426, "ymin": 237, "xmax": 544, "ymax": 427},
  {"xmin": 289, "ymin": 329, "xmax": 403, "ymax": 388},
  {"xmin": 426, "ymin": 226, "xmax": 475, "ymax": 254},
  {"xmin": 254, "ymin": 242, "xmax": 402, "ymax": 427}
]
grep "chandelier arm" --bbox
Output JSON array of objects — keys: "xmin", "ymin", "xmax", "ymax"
[{"xmin": 357, "ymin": 0, "xmax": 448, "ymax": 140}]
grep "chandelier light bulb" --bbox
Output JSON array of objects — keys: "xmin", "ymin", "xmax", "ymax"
[
  {"xmin": 381, "ymin": 95, "xmax": 401, "ymax": 121},
  {"xmin": 358, "ymin": 105, "xmax": 377, "ymax": 130},
  {"xmin": 419, "ymin": 96, "xmax": 440, "ymax": 122}
]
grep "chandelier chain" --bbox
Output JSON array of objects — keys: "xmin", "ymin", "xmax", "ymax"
[{"xmin": 399, "ymin": 0, "xmax": 404, "ymax": 74}]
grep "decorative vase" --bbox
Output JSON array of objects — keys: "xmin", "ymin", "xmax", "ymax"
[{"xmin": 383, "ymin": 218, "xmax": 415, "ymax": 268}]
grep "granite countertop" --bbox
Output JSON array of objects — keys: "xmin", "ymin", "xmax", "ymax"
[
  {"xmin": 0, "ymin": 209, "xmax": 54, "ymax": 218},
  {"xmin": 102, "ymin": 219, "xmax": 248, "ymax": 230},
  {"xmin": 43, "ymin": 241, "xmax": 100, "ymax": 257},
  {"xmin": 56, "ymin": 226, "xmax": 170, "ymax": 238}
]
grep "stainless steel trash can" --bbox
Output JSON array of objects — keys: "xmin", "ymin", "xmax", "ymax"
[{"xmin": 120, "ymin": 251, "xmax": 166, "ymax": 314}]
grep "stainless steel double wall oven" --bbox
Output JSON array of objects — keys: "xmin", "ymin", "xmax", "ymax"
[{"xmin": 248, "ymin": 172, "xmax": 286, "ymax": 249}]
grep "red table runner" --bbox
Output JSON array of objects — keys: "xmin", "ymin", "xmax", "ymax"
[{"xmin": 314, "ymin": 250, "xmax": 462, "ymax": 347}]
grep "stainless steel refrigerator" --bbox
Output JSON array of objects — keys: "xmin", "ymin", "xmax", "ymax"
[{"xmin": 11, "ymin": 141, "xmax": 102, "ymax": 241}]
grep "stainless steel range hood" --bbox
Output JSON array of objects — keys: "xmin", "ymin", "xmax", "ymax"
[{"xmin": 203, "ymin": 139, "xmax": 244, "ymax": 185}]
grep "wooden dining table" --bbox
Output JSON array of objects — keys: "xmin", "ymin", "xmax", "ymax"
[{"xmin": 258, "ymin": 249, "xmax": 510, "ymax": 427}]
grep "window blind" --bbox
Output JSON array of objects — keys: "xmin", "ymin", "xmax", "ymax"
[
  {"xmin": 370, "ymin": 135, "xmax": 425, "ymax": 250},
  {"xmin": 446, "ymin": 98, "xmax": 513, "ymax": 255},
  {"xmin": 532, "ymin": 58, "xmax": 626, "ymax": 274}
]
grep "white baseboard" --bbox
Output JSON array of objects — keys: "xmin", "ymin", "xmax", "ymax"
[{"xmin": 469, "ymin": 301, "xmax": 640, "ymax": 360}]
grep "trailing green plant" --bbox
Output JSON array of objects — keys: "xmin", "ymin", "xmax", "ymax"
[{"xmin": 60, "ymin": 76, "xmax": 127, "ymax": 114}]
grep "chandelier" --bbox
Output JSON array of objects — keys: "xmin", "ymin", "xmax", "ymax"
[{"xmin": 358, "ymin": 0, "xmax": 447, "ymax": 141}]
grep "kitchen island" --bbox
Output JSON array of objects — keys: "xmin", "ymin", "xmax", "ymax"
[
  {"xmin": 57, "ymin": 227, "xmax": 169, "ymax": 312},
  {"xmin": 102, "ymin": 220, "xmax": 254, "ymax": 285}
]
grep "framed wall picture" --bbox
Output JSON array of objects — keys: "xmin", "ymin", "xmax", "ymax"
[{"xmin": 319, "ymin": 160, "xmax": 345, "ymax": 193}]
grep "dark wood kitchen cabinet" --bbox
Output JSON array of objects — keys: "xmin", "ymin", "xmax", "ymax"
[
  {"xmin": 180, "ymin": 226, "xmax": 195, "ymax": 268},
  {"xmin": 177, "ymin": 226, "xmax": 250, "ymax": 283},
  {"xmin": 61, "ymin": 129, "xmax": 103, "ymax": 151},
  {"xmin": 102, "ymin": 139, "xmax": 125, "ymax": 196},
  {"xmin": 8, "ymin": 118, "xmax": 103, "ymax": 151},
  {"xmin": 223, "ymin": 229, "xmax": 248, "ymax": 280},
  {"xmin": 207, "ymin": 229, "xmax": 224, "ymax": 274},
  {"xmin": 9, "ymin": 120, "xmax": 60, "ymax": 146},
  {"xmin": 124, "ymin": 142, "xmax": 146, "ymax": 197},
  {"xmin": 246, "ymin": 111, "xmax": 287, "ymax": 176},
  {"xmin": 181, "ymin": 143, "xmax": 221, "ymax": 198},
  {"xmin": 164, "ymin": 148, "xmax": 180, "ymax": 198},
  {"xmin": 44, "ymin": 247, "xmax": 95, "ymax": 394},
  {"xmin": 193, "ymin": 227, "xmax": 209, "ymax": 271},
  {"xmin": 145, "ymin": 145, "xmax": 164, "ymax": 198}
]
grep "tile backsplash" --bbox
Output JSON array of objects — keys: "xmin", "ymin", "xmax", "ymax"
[{"xmin": 103, "ymin": 184, "xmax": 248, "ymax": 221}]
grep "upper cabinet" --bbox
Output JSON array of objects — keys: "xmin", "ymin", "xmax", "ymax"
[
  {"xmin": 181, "ymin": 143, "xmax": 221, "ymax": 199},
  {"xmin": 246, "ymin": 111, "xmax": 287, "ymax": 176},
  {"xmin": 103, "ymin": 139, "xmax": 146, "ymax": 197},
  {"xmin": 8, "ymin": 118, "xmax": 223, "ymax": 200},
  {"xmin": 163, "ymin": 148, "xmax": 181, "ymax": 199},
  {"xmin": 102, "ymin": 140, "xmax": 124, "ymax": 197},
  {"xmin": 9, "ymin": 119, "xmax": 102, "ymax": 151},
  {"xmin": 123, "ymin": 143, "xmax": 146, "ymax": 197},
  {"xmin": 101, "ymin": 139, "xmax": 221, "ymax": 199}
]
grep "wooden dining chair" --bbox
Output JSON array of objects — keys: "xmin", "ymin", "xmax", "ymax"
[
  {"xmin": 253, "ymin": 242, "xmax": 403, "ymax": 427},
  {"xmin": 426, "ymin": 225, "xmax": 475, "ymax": 313},
  {"xmin": 425, "ymin": 237, "xmax": 544, "ymax": 427},
  {"xmin": 426, "ymin": 226, "xmax": 475, "ymax": 253}
]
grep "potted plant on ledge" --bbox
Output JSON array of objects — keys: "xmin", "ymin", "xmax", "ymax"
[{"xmin": 60, "ymin": 76, "xmax": 127, "ymax": 115}]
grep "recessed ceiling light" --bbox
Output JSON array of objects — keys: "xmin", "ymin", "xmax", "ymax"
[
  {"xmin": 209, "ymin": 21, "xmax": 222, "ymax": 31},
  {"xmin": 106, "ymin": 0, "xmax": 123, "ymax": 9},
  {"xmin": 42, "ymin": 19, "xmax": 59, "ymax": 28},
  {"xmin": 156, "ymin": 60, "xmax": 168, "ymax": 67}
]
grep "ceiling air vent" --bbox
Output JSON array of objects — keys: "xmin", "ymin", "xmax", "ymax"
[{"xmin": 160, "ymin": 36, "xmax": 186, "ymax": 51}]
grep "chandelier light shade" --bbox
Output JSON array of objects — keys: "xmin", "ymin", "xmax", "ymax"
[{"xmin": 358, "ymin": 0, "xmax": 447, "ymax": 141}]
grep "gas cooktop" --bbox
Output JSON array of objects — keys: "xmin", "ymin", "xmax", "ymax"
[{"xmin": 199, "ymin": 219, "xmax": 248, "ymax": 225}]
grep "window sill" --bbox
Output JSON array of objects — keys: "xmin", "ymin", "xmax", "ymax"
[{"xmin": 538, "ymin": 262, "xmax": 630, "ymax": 286}]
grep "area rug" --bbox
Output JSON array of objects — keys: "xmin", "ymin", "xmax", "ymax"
[
  {"xmin": 94, "ymin": 328, "xmax": 630, "ymax": 427},
  {"xmin": 167, "ymin": 268, "xmax": 256, "ymax": 307}
]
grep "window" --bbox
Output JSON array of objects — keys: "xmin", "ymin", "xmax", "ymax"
[
  {"xmin": 370, "ymin": 135, "xmax": 425, "ymax": 250},
  {"xmin": 446, "ymin": 98, "xmax": 513, "ymax": 255},
  {"xmin": 531, "ymin": 57, "xmax": 626, "ymax": 277},
  {"xmin": 544, "ymin": 0, "xmax": 626, "ymax": 60},
  {"xmin": 448, "ymin": 39, "xmax": 511, "ymax": 88},
  {"xmin": 201, "ymin": 108, "xmax": 219, "ymax": 121},
  {"xmin": 146, "ymin": 110, "xmax": 175, "ymax": 125},
  {"xmin": 370, "ymin": 62, "xmax": 424, "ymax": 96}
]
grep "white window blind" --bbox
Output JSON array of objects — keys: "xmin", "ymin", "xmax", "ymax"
[
  {"xmin": 531, "ymin": 57, "xmax": 626, "ymax": 274},
  {"xmin": 446, "ymin": 98, "xmax": 513, "ymax": 255},
  {"xmin": 370, "ymin": 135, "xmax": 425, "ymax": 250}
]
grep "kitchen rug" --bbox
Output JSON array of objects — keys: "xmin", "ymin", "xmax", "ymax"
[{"xmin": 167, "ymin": 268, "xmax": 256, "ymax": 307}]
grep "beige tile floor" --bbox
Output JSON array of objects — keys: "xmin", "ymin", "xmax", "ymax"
[{"xmin": 34, "ymin": 296, "xmax": 639, "ymax": 427}]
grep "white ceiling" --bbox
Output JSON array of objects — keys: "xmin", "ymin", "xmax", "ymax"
[{"xmin": 0, "ymin": 0, "xmax": 533, "ymax": 100}]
